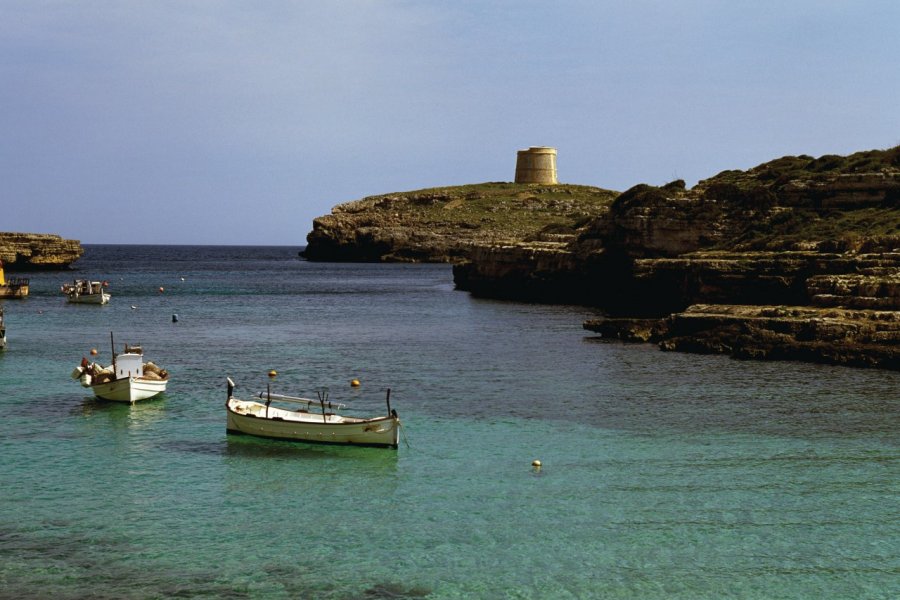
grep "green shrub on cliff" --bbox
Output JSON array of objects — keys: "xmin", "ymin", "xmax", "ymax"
[
  {"xmin": 611, "ymin": 181, "xmax": 689, "ymax": 211},
  {"xmin": 726, "ymin": 207, "xmax": 900, "ymax": 250},
  {"xmin": 701, "ymin": 183, "xmax": 777, "ymax": 209},
  {"xmin": 700, "ymin": 146, "xmax": 900, "ymax": 193},
  {"xmin": 684, "ymin": 147, "xmax": 900, "ymax": 250}
]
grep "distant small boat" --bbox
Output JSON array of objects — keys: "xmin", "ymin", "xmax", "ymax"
[
  {"xmin": 73, "ymin": 335, "xmax": 168, "ymax": 402},
  {"xmin": 225, "ymin": 378, "xmax": 401, "ymax": 448},
  {"xmin": 0, "ymin": 260, "xmax": 29, "ymax": 299},
  {"xmin": 62, "ymin": 279, "xmax": 110, "ymax": 304},
  {"xmin": 0, "ymin": 307, "xmax": 7, "ymax": 350}
]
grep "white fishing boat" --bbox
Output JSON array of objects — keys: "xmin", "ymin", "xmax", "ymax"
[
  {"xmin": 61, "ymin": 279, "xmax": 110, "ymax": 304},
  {"xmin": 225, "ymin": 378, "xmax": 401, "ymax": 448},
  {"xmin": 73, "ymin": 336, "xmax": 168, "ymax": 402},
  {"xmin": 0, "ymin": 307, "xmax": 6, "ymax": 350}
]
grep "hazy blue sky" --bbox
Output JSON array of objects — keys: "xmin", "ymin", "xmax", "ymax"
[{"xmin": 2, "ymin": 1, "xmax": 898, "ymax": 245}]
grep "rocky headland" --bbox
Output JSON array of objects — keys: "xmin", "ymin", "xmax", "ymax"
[
  {"xmin": 303, "ymin": 183, "xmax": 617, "ymax": 262},
  {"xmin": 453, "ymin": 147, "xmax": 900, "ymax": 369},
  {"xmin": 302, "ymin": 147, "xmax": 900, "ymax": 369},
  {"xmin": 0, "ymin": 232, "xmax": 84, "ymax": 269}
]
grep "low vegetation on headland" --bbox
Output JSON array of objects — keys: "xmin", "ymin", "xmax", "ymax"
[
  {"xmin": 304, "ymin": 146, "xmax": 900, "ymax": 370},
  {"xmin": 302, "ymin": 183, "xmax": 617, "ymax": 262}
]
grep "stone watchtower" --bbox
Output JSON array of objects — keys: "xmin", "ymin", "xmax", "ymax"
[{"xmin": 515, "ymin": 146, "xmax": 558, "ymax": 184}]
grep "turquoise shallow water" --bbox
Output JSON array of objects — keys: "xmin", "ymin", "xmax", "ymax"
[{"xmin": 0, "ymin": 245, "xmax": 897, "ymax": 599}]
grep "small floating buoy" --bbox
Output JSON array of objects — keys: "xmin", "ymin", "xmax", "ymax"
[
  {"xmin": 351, "ymin": 379, "xmax": 360, "ymax": 387},
  {"xmin": 172, "ymin": 314, "xmax": 179, "ymax": 322},
  {"xmin": 131, "ymin": 305, "xmax": 137, "ymax": 310},
  {"xmin": 268, "ymin": 370, "xmax": 277, "ymax": 377},
  {"xmin": 180, "ymin": 277, "xmax": 185, "ymax": 281},
  {"xmin": 158, "ymin": 286, "xmax": 165, "ymax": 293},
  {"xmin": 90, "ymin": 348, "xmax": 98, "ymax": 356},
  {"xmin": 532, "ymin": 459, "xmax": 542, "ymax": 469}
]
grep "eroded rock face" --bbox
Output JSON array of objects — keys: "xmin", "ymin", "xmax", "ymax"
[
  {"xmin": 0, "ymin": 232, "xmax": 83, "ymax": 269},
  {"xmin": 452, "ymin": 241, "xmax": 600, "ymax": 304},
  {"xmin": 624, "ymin": 250, "xmax": 900, "ymax": 315},
  {"xmin": 600, "ymin": 186, "xmax": 728, "ymax": 257},
  {"xmin": 808, "ymin": 272, "xmax": 900, "ymax": 310},
  {"xmin": 664, "ymin": 304, "xmax": 900, "ymax": 369},
  {"xmin": 779, "ymin": 172, "xmax": 900, "ymax": 208}
]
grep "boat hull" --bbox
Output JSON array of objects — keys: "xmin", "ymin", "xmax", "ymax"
[
  {"xmin": 226, "ymin": 398, "xmax": 400, "ymax": 448},
  {"xmin": 67, "ymin": 292, "xmax": 110, "ymax": 304},
  {"xmin": 91, "ymin": 377, "xmax": 167, "ymax": 402},
  {"xmin": 0, "ymin": 285, "xmax": 28, "ymax": 299}
]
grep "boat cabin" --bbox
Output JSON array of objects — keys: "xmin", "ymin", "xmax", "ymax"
[
  {"xmin": 115, "ymin": 352, "xmax": 144, "ymax": 379},
  {"xmin": 69, "ymin": 280, "xmax": 104, "ymax": 295}
]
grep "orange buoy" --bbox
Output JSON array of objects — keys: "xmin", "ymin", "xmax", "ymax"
[
  {"xmin": 90, "ymin": 348, "xmax": 98, "ymax": 356},
  {"xmin": 158, "ymin": 286, "xmax": 165, "ymax": 293},
  {"xmin": 268, "ymin": 370, "xmax": 277, "ymax": 377},
  {"xmin": 351, "ymin": 379, "xmax": 360, "ymax": 387}
]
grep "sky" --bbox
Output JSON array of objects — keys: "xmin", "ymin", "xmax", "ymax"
[{"xmin": 2, "ymin": 1, "xmax": 899, "ymax": 245}]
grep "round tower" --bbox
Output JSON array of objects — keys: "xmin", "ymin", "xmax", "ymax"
[{"xmin": 515, "ymin": 146, "xmax": 558, "ymax": 184}]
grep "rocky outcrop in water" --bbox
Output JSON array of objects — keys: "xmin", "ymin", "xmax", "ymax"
[
  {"xmin": 0, "ymin": 232, "xmax": 84, "ymax": 269},
  {"xmin": 454, "ymin": 147, "xmax": 900, "ymax": 369},
  {"xmin": 585, "ymin": 304, "xmax": 900, "ymax": 370}
]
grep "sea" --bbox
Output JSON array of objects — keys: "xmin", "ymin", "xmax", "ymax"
[{"xmin": 0, "ymin": 245, "xmax": 896, "ymax": 599}]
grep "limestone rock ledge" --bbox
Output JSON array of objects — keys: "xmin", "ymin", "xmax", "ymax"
[
  {"xmin": 586, "ymin": 304, "xmax": 900, "ymax": 370},
  {"xmin": 0, "ymin": 232, "xmax": 84, "ymax": 269}
]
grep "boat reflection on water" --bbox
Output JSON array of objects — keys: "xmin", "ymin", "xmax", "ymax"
[
  {"xmin": 223, "ymin": 431, "xmax": 403, "ymax": 465},
  {"xmin": 77, "ymin": 395, "xmax": 168, "ymax": 431}
]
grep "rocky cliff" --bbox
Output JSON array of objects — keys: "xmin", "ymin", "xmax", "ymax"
[
  {"xmin": 0, "ymin": 232, "xmax": 84, "ymax": 269},
  {"xmin": 303, "ymin": 183, "xmax": 616, "ymax": 262},
  {"xmin": 453, "ymin": 146, "xmax": 900, "ymax": 370}
]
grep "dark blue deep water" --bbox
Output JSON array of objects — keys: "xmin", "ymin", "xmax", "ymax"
[{"xmin": 0, "ymin": 245, "xmax": 897, "ymax": 599}]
